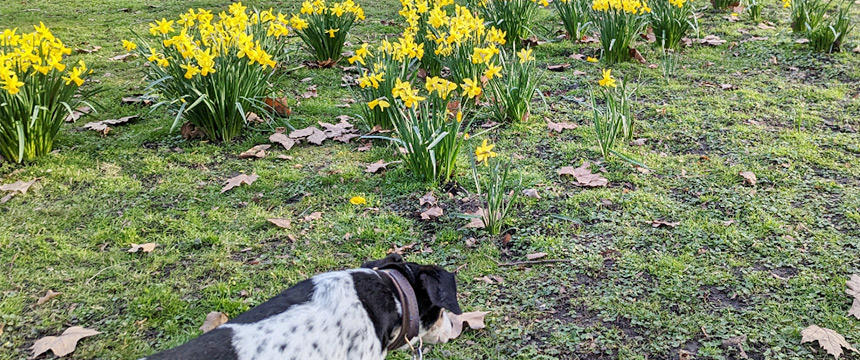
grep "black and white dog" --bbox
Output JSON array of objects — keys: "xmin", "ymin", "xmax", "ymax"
[{"xmin": 145, "ymin": 254, "xmax": 462, "ymax": 359}]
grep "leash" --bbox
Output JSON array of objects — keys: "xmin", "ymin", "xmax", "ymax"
[{"xmin": 377, "ymin": 269, "xmax": 420, "ymax": 353}]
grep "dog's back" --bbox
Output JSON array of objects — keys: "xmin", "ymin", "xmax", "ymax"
[{"xmin": 145, "ymin": 269, "xmax": 383, "ymax": 360}]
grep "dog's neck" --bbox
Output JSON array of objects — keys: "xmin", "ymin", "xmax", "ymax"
[{"xmin": 377, "ymin": 269, "xmax": 420, "ymax": 350}]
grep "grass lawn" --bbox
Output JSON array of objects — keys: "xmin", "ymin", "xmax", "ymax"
[{"xmin": 1, "ymin": 0, "xmax": 859, "ymax": 359}]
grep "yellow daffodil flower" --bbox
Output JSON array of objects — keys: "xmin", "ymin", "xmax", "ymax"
[
  {"xmin": 326, "ymin": 28, "xmax": 339, "ymax": 38},
  {"xmin": 368, "ymin": 98, "xmax": 390, "ymax": 110},
  {"xmin": 599, "ymin": 69, "xmax": 616, "ymax": 87},
  {"xmin": 122, "ymin": 40, "xmax": 137, "ymax": 51},
  {"xmin": 475, "ymin": 139, "xmax": 497, "ymax": 164},
  {"xmin": 350, "ymin": 196, "xmax": 367, "ymax": 205},
  {"xmin": 461, "ymin": 77, "xmax": 482, "ymax": 99},
  {"xmin": 484, "ymin": 63, "xmax": 502, "ymax": 80},
  {"xmin": 586, "ymin": 56, "xmax": 598, "ymax": 63},
  {"xmin": 517, "ymin": 48, "xmax": 534, "ymax": 63}
]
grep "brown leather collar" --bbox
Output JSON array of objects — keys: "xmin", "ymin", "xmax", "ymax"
[{"xmin": 377, "ymin": 269, "xmax": 419, "ymax": 351}]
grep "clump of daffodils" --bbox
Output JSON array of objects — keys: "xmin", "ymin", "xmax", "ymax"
[
  {"xmin": 292, "ymin": 0, "xmax": 365, "ymax": 66},
  {"xmin": 125, "ymin": 3, "xmax": 289, "ymax": 142},
  {"xmin": 591, "ymin": 0, "xmax": 651, "ymax": 63},
  {"xmin": 471, "ymin": 0, "xmax": 547, "ymax": 46},
  {"xmin": 590, "ymin": 69, "xmax": 638, "ymax": 161},
  {"xmin": 0, "ymin": 24, "xmax": 98, "ymax": 163},
  {"xmin": 647, "ymin": 0, "xmax": 693, "ymax": 50},
  {"xmin": 487, "ymin": 47, "xmax": 542, "ymax": 122},
  {"xmin": 553, "ymin": 0, "xmax": 593, "ymax": 41},
  {"xmin": 469, "ymin": 140, "xmax": 520, "ymax": 235},
  {"xmin": 395, "ymin": 0, "xmax": 455, "ymax": 75}
]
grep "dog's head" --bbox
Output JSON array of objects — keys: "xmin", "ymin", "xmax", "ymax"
[{"xmin": 362, "ymin": 254, "xmax": 461, "ymax": 344}]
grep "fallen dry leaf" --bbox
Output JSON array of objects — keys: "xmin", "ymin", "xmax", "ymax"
[
  {"xmin": 739, "ymin": 171, "xmax": 756, "ymax": 186},
  {"xmin": 424, "ymin": 310, "xmax": 489, "ymax": 343},
  {"xmin": 239, "ymin": 144, "xmax": 270, "ymax": 159},
  {"xmin": 64, "ymin": 106, "xmax": 92, "ymax": 122},
  {"xmin": 356, "ymin": 142, "xmax": 372, "ymax": 152},
  {"xmin": 121, "ymin": 95, "xmax": 153, "ymax": 106},
  {"xmin": 557, "ymin": 162, "xmax": 608, "ymax": 187},
  {"xmin": 181, "ymin": 122, "xmax": 205, "ymax": 140},
  {"xmin": 801, "ymin": 325, "xmax": 858, "ymax": 359},
  {"xmin": 269, "ymin": 131, "xmax": 295, "ymax": 150},
  {"xmin": 36, "ymin": 290, "xmax": 61, "ymax": 306},
  {"xmin": 651, "ymin": 219, "xmax": 680, "ymax": 228},
  {"xmin": 420, "ymin": 206, "xmax": 444, "ymax": 220},
  {"xmin": 526, "ymin": 252, "xmax": 547, "ymax": 260},
  {"xmin": 76, "ymin": 45, "xmax": 101, "ymax": 54},
  {"xmin": 547, "ymin": 120, "xmax": 578, "ymax": 133},
  {"xmin": 267, "ymin": 218, "xmax": 291, "ymax": 229},
  {"xmin": 30, "ymin": 326, "xmax": 100, "ymax": 358},
  {"xmin": 522, "ymin": 188, "xmax": 540, "ymax": 199},
  {"xmin": 303, "ymin": 211, "xmax": 322, "ymax": 222},
  {"xmin": 83, "ymin": 115, "xmax": 140, "ymax": 134},
  {"xmin": 631, "ymin": 138, "xmax": 647, "ymax": 146},
  {"xmin": 419, "ymin": 192, "xmax": 437, "ymax": 206},
  {"xmin": 366, "ymin": 160, "xmax": 393, "ymax": 173},
  {"xmin": 846, "ymin": 274, "xmax": 860, "ymax": 319},
  {"xmin": 221, "ymin": 173, "xmax": 259, "ymax": 193},
  {"xmin": 547, "ymin": 63, "xmax": 571, "ymax": 72},
  {"xmin": 109, "ymin": 53, "xmax": 136, "ymax": 61},
  {"xmin": 757, "ymin": 22, "xmax": 776, "ymax": 30},
  {"xmin": 389, "ymin": 242, "xmax": 417, "ymax": 255},
  {"xmin": 264, "ymin": 97, "xmax": 291, "ymax": 117},
  {"xmin": 199, "ymin": 311, "xmax": 228, "ymax": 333},
  {"xmin": 465, "ymin": 208, "xmax": 487, "ymax": 229},
  {"xmin": 697, "ymin": 35, "xmax": 727, "ymax": 46},
  {"xmin": 301, "ymin": 85, "xmax": 318, "ymax": 99},
  {"xmin": 1, "ymin": 179, "xmax": 37, "ymax": 194},
  {"xmin": 128, "ymin": 243, "xmax": 157, "ymax": 253},
  {"xmin": 629, "ymin": 48, "xmax": 647, "ymax": 64}
]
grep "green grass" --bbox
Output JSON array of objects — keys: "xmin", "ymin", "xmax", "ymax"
[{"xmin": 1, "ymin": 0, "xmax": 859, "ymax": 359}]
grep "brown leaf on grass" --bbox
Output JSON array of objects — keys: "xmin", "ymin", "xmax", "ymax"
[
  {"xmin": 420, "ymin": 206, "xmax": 444, "ymax": 220},
  {"xmin": 83, "ymin": 115, "xmax": 140, "ymax": 134},
  {"xmin": 641, "ymin": 27, "xmax": 656, "ymax": 43},
  {"xmin": 199, "ymin": 312, "xmax": 228, "ymax": 333},
  {"xmin": 800, "ymin": 325, "xmax": 858, "ymax": 359},
  {"xmin": 547, "ymin": 63, "xmax": 571, "ymax": 72},
  {"xmin": 526, "ymin": 252, "xmax": 547, "ymax": 260},
  {"xmin": 303, "ymin": 212, "xmax": 322, "ymax": 222},
  {"xmin": 465, "ymin": 208, "xmax": 487, "ymax": 229},
  {"xmin": 721, "ymin": 335, "xmax": 749, "ymax": 359},
  {"xmin": 221, "ymin": 173, "xmax": 258, "ymax": 193},
  {"xmin": 305, "ymin": 128, "xmax": 328, "ymax": 145},
  {"xmin": 366, "ymin": 160, "xmax": 398, "ymax": 173},
  {"xmin": 109, "ymin": 53, "xmax": 136, "ymax": 61},
  {"xmin": 245, "ymin": 112, "xmax": 264, "ymax": 124},
  {"xmin": 846, "ymin": 274, "xmax": 860, "ymax": 319},
  {"xmin": 419, "ymin": 192, "xmax": 437, "ymax": 206},
  {"xmin": 389, "ymin": 242, "xmax": 417, "ymax": 255},
  {"xmin": 239, "ymin": 144, "xmax": 270, "ymax": 159},
  {"xmin": 356, "ymin": 142, "xmax": 372, "ymax": 152},
  {"xmin": 36, "ymin": 290, "xmax": 61, "ymax": 306},
  {"xmin": 267, "ymin": 218, "xmax": 291, "ymax": 229},
  {"xmin": 30, "ymin": 326, "xmax": 100, "ymax": 358},
  {"xmin": 76, "ymin": 45, "xmax": 101, "ymax": 54},
  {"xmin": 631, "ymin": 138, "xmax": 647, "ymax": 146},
  {"xmin": 128, "ymin": 243, "xmax": 157, "ymax": 253},
  {"xmin": 630, "ymin": 48, "xmax": 647, "ymax": 64},
  {"xmin": 181, "ymin": 122, "xmax": 205, "ymax": 140},
  {"xmin": 547, "ymin": 120, "xmax": 578, "ymax": 133},
  {"xmin": 64, "ymin": 106, "xmax": 92, "ymax": 122},
  {"xmin": 289, "ymin": 126, "xmax": 317, "ymax": 138},
  {"xmin": 557, "ymin": 162, "xmax": 608, "ymax": 187},
  {"xmin": 795, "ymin": 38, "xmax": 810, "ymax": 44},
  {"xmin": 651, "ymin": 219, "xmax": 680, "ymax": 228},
  {"xmin": 697, "ymin": 35, "xmax": 727, "ymax": 46},
  {"xmin": 121, "ymin": 95, "xmax": 152, "ymax": 106},
  {"xmin": 264, "ymin": 97, "xmax": 291, "ymax": 117},
  {"xmin": 1, "ymin": 179, "xmax": 37, "ymax": 194},
  {"xmin": 757, "ymin": 22, "xmax": 776, "ymax": 30},
  {"xmin": 721, "ymin": 83, "xmax": 735, "ymax": 90},
  {"xmin": 423, "ymin": 310, "xmax": 489, "ymax": 343},
  {"xmin": 579, "ymin": 35, "xmax": 599, "ymax": 43},
  {"xmin": 522, "ymin": 188, "xmax": 540, "ymax": 199},
  {"xmin": 739, "ymin": 171, "xmax": 756, "ymax": 186},
  {"xmin": 572, "ymin": 70, "xmax": 587, "ymax": 76},
  {"xmin": 269, "ymin": 131, "xmax": 295, "ymax": 150},
  {"xmin": 301, "ymin": 85, "xmax": 318, "ymax": 99}
]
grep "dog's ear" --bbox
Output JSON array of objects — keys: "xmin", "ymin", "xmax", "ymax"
[
  {"xmin": 418, "ymin": 266, "xmax": 462, "ymax": 315},
  {"xmin": 361, "ymin": 253, "xmax": 404, "ymax": 269}
]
